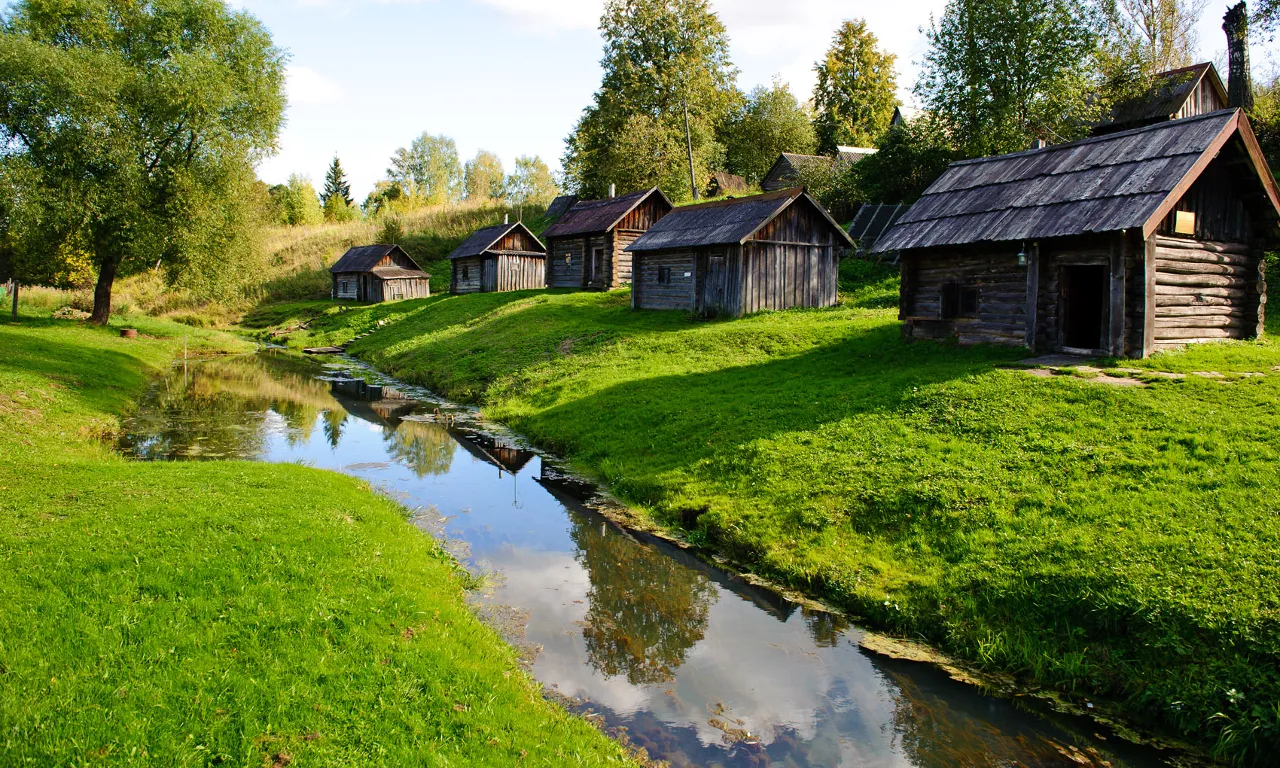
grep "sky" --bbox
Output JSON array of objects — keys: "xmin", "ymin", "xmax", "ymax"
[{"xmin": 239, "ymin": 0, "xmax": 1249, "ymax": 201}]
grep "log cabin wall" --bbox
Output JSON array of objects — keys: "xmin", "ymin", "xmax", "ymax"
[
  {"xmin": 900, "ymin": 248, "xmax": 1029, "ymax": 346},
  {"xmin": 546, "ymin": 238, "xmax": 583, "ymax": 287},
  {"xmin": 334, "ymin": 273, "xmax": 360, "ymax": 300},
  {"xmin": 495, "ymin": 254, "xmax": 546, "ymax": 292},
  {"xmin": 452, "ymin": 256, "xmax": 483, "ymax": 294},
  {"xmin": 633, "ymin": 251, "xmax": 696, "ymax": 310},
  {"xmin": 1037, "ymin": 233, "xmax": 1145, "ymax": 356},
  {"xmin": 611, "ymin": 197, "xmax": 669, "ymax": 288},
  {"xmin": 1150, "ymin": 234, "xmax": 1264, "ymax": 350}
]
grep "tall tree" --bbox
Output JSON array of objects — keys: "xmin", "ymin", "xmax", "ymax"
[
  {"xmin": 321, "ymin": 156, "xmax": 353, "ymax": 207},
  {"xmin": 505, "ymin": 156, "xmax": 559, "ymax": 207},
  {"xmin": 917, "ymin": 0, "xmax": 1103, "ymax": 157},
  {"xmin": 463, "ymin": 150, "xmax": 506, "ymax": 200},
  {"xmin": 0, "ymin": 0, "xmax": 286, "ymax": 324},
  {"xmin": 273, "ymin": 175, "xmax": 323, "ymax": 226},
  {"xmin": 387, "ymin": 133, "xmax": 463, "ymax": 204},
  {"xmin": 812, "ymin": 20, "xmax": 899, "ymax": 152},
  {"xmin": 1255, "ymin": 1, "xmax": 1279, "ymax": 36},
  {"xmin": 721, "ymin": 79, "xmax": 818, "ymax": 183},
  {"xmin": 562, "ymin": 0, "xmax": 739, "ymax": 201},
  {"xmin": 1098, "ymin": 0, "xmax": 1207, "ymax": 98}
]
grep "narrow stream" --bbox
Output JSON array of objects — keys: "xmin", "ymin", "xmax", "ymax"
[{"xmin": 119, "ymin": 351, "xmax": 1186, "ymax": 768}]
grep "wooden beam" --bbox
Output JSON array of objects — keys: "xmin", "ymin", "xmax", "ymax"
[
  {"xmin": 1144, "ymin": 235, "xmax": 1157, "ymax": 358},
  {"xmin": 1110, "ymin": 232, "xmax": 1128, "ymax": 357},
  {"xmin": 1024, "ymin": 242, "xmax": 1040, "ymax": 351}
]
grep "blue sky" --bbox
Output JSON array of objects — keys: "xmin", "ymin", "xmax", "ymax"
[{"xmin": 239, "ymin": 0, "xmax": 1246, "ymax": 201}]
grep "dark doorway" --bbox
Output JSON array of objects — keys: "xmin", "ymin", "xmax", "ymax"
[{"xmin": 1061, "ymin": 265, "xmax": 1108, "ymax": 350}]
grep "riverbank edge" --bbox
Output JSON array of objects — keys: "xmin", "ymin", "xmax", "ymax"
[
  {"xmin": 329, "ymin": 351, "xmax": 1211, "ymax": 765},
  {"xmin": 0, "ymin": 314, "xmax": 641, "ymax": 766}
]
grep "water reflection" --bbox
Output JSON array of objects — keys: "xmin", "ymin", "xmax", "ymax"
[{"xmin": 119, "ymin": 353, "xmax": 1180, "ymax": 768}]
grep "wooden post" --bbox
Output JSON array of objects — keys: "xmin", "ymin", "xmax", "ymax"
[
  {"xmin": 1024, "ymin": 242, "xmax": 1040, "ymax": 351},
  {"xmin": 1143, "ymin": 235, "xmax": 1157, "ymax": 357},
  {"xmin": 1109, "ymin": 232, "xmax": 1128, "ymax": 357},
  {"xmin": 1256, "ymin": 246, "xmax": 1267, "ymax": 338},
  {"xmin": 10, "ymin": 280, "xmax": 17, "ymax": 320}
]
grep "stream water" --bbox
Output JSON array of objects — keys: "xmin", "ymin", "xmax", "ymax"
[{"xmin": 119, "ymin": 351, "xmax": 1185, "ymax": 768}]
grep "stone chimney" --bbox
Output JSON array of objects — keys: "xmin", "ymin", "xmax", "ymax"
[{"xmin": 1224, "ymin": 2, "xmax": 1254, "ymax": 111}]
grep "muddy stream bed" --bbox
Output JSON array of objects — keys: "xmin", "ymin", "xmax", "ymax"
[{"xmin": 118, "ymin": 350, "xmax": 1194, "ymax": 768}]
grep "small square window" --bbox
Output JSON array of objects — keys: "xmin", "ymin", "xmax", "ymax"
[
  {"xmin": 657, "ymin": 266, "xmax": 672, "ymax": 285},
  {"xmin": 941, "ymin": 283, "xmax": 979, "ymax": 319}
]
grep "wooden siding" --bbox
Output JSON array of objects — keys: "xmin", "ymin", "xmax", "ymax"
[
  {"xmin": 334, "ymin": 274, "xmax": 359, "ymax": 300},
  {"xmin": 495, "ymin": 254, "xmax": 546, "ymax": 292},
  {"xmin": 1156, "ymin": 160, "xmax": 1254, "ymax": 243},
  {"xmin": 452, "ymin": 256, "xmax": 483, "ymax": 294},
  {"xmin": 751, "ymin": 197, "xmax": 839, "ymax": 247},
  {"xmin": 1151, "ymin": 234, "xmax": 1263, "ymax": 350},
  {"xmin": 1174, "ymin": 75, "xmax": 1226, "ymax": 119},
  {"xmin": 494, "ymin": 229, "xmax": 542, "ymax": 253},
  {"xmin": 633, "ymin": 251, "xmax": 696, "ymax": 310},
  {"xmin": 546, "ymin": 234, "xmax": 607, "ymax": 288},
  {"xmin": 379, "ymin": 277, "xmax": 431, "ymax": 301},
  {"xmin": 739, "ymin": 242, "xmax": 837, "ymax": 315}
]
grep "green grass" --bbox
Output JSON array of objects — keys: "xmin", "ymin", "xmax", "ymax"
[
  {"xmin": 0, "ymin": 312, "xmax": 634, "ymax": 766},
  {"xmin": 251, "ymin": 262, "xmax": 1280, "ymax": 764}
]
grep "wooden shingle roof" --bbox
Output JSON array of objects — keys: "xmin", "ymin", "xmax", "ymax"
[
  {"xmin": 447, "ymin": 221, "xmax": 545, "ymax": 260},
  {"xmin": 330, "ymin": 244, "xmax": 423, "ymax": 274},
  {"xmin": 1097, "ymin": 62, "xmax": 1227, "ymax": 134},
  {"xmin": 874, "ymin": 109, "xmax": 1280, "ymax": 253},
  {"xmin": 541, "ymin": 187, "xmax": 671, "ymax": 238},
  {"xmin": 626, "ymin": 188, "xmax": 853, "ymax": 252}
]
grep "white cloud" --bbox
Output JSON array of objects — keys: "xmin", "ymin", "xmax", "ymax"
[
  {"xmin": 472, "ymin": 0, "xmax": 604, "ymax": 33},
  {"xmin": 286, "ymin": 65, "xmax": 345, "ymax": 106}
]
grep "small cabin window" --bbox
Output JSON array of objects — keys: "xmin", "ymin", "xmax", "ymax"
[
  {"xmin": 657, "ymin": 266, "xmax": 672, "ymax": 284},
  {"xmin": 462, "ymin": 266, "xmax": 470, "ymax": 280},
  {"xmin": 941, "ymin": 282, "xmax": 979, "ymax": 319}
]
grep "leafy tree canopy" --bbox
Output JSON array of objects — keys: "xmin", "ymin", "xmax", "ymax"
[
  {"xmin": 841, "ymin": 114, "xmax": 962, "ymax": 205},
  {"xmin": 271, "ymin": 175, "xmax": 323, "ymax": 226},
  {"xmin": 721, "ymin": 79, "xmax": 817, "ymax": 183},
  {"xmin": 812, "ymin": 20, "xmax": 899, "ymax": 152},
  {"xmin": 0, "ymin": 0, "xmax": 286, "ymax": 322},
  {"xmin": 463, "ymin": 150, "xmax": 506, "ymax": 200},
  {"xmin": 562, "ymin": 0, "xmax": 739, "ymax": 201},
  {"xmin": 917, "ymin": 0, "xmax": 1104, "ymax": 157},
  {"xmin": 505, "ymin": 156, "xmax": 559, "ymax": 207},
  {"xmin": 387, "ymin": 133, "xmax": 463, "ymax": 205}
]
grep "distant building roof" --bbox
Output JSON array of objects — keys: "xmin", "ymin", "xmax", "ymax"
[
  {"xmin": 544, "ymin": 194, "xmax": 579, "ymax": 220},
  {"xmin": 1094, "ymin": 62, "xmax": 1227, "ymax": 135},
  {"xmin": 761, "ymin": 151, "xmax": 875, "ymax": 191},
  {"xmin": 891, "ymin": 105, "xmax": 923, "ymax": 127},
  {"xmin": 836, "ymin": 146, "xmax": 878, "ymax": 163},
  {"xmin": 330, "ymin": 244, "xmax": 425, "ymax": 274},
  {"xmin": 847, "ymin": 203, "xmax": 907, "ymax": 253},
  {"xmin": 447, "ymin": 221, "xmax": 545, "ymax": 260},
  {"xmin": 542, "ymin": 187, "xmax": 672, "ymax": 238},
  {"xmin": 626, "ymin": 187, "xmax": 854, "ymax": 252},
  {"xmin": 875, "ymin": 109, "xmax": 1280, "ymax": 253},
  {"xmin": 707, "ymin": 171, "xmax": 749, "ymax": 197}
]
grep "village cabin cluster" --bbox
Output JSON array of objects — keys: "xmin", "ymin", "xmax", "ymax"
[{"xmin": 332, "ymin": 29, "xmax": 1280, "ymax": 358}]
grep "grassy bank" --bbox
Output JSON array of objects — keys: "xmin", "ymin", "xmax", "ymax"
[
  {"xmin": 0, "ymin": 313, "xmax": 634, "ymax": 766},
  {"xmin": 253, "ymin": 267, "xmax": 1280, "ymax": 764}
]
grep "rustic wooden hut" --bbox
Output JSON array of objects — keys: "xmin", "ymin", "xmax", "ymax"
[
  {"xmin": 874, "ymin": 109, "xmax": 1280, "ymax": 356},
  {"xmin": 330, "ymin": 245, "xmax": 431, "ymax": 303},
  {"xmin": 627, "ymin": 187, "xmax": 854, "ymax": 316},
  {"xmin": 541, "ymin": 187, "xmax": 673, "ymax": 290},
  {"xmin": 706, "ymin": 171, "xmax": 749, "ymax": 198},
  {"xmin": 760, "ymin": 148, "xmax": 877, "ymax": 191},
  {"xmin": 448, "ymin": 221, "xmax": 546, "ymax": 294},
  {"xmin": 1092, "ymin": 62, "xmax": 1227, "ymax": 136}
]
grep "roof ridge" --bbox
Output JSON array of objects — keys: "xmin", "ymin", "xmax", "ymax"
[{"xmin": 946, "ymin": 109, "xmax": 1237, "ymax": 169}]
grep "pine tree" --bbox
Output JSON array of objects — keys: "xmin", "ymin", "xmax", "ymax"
[
  {"xmin": 321, "ymin": 156, "xmax": 353, "ymax": 207},
  {"xmin": 812, "ymin": 21, "xmax": 899, "ymax": 153}
]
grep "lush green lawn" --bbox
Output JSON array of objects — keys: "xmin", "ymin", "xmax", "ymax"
[
  {"xmin": 255, "ymin": 264, "xmax": 1280, "ymax": 764},
  {"xmin": 0, "ymin": 315, "xmax": 634, "ymax": 766}
]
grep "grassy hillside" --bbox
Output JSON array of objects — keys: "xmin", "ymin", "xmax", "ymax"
[
  {"xmin": 0, "ymin": 311, "xmax": 634, "ymax": 766},
  {"xmin": 251, "ymin": 266, "xmax": 1280, "ymax": 764}
]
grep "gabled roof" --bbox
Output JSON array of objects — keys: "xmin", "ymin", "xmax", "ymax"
[
  {"xmin": 447, "ymin": 221, "xmax": 545, "ymax": 260},
  {"xmin": 541, "ymin": 187, "xmax": 672, "ymax": 238},
  {"xmin": 891, "ymin": 105, "xmax": 923, "ymax": 126},
  {"xmin": 836, "ymin": 146, "xmax": 878, "ymax": 163},
  {"xmin": 544, "ymin": 194, "xmax": 579, "ymax": 220},
  {"xmin": 1096, "ymin": 62, "xmax": 1227, "ymax": 135},
  {"xmin": 330, "ymin": 244, "xmax": 424, "ymax": 274},
  {"xmin": 371, "ymin": 265, "xmax": 430, "ymax": 280},
  {"xmin": 625, "ymin": 187, "xmax": 855, "ymax": 252},
  {"xmin": 848, "ymin": 203, "xmax": 907, "ymax": 251},
  {"xmin": 874, "ymin": 109, "xmax": 1280, "ymax": 253}
]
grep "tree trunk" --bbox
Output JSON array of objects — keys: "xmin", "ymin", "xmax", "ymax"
[
  {"xmin": 89, "ymin": 254, "xmax": 120, "ymax": 325},
  {"xmin": 10, "ymin": 281, "xmax": 17, "ymax": 320}
]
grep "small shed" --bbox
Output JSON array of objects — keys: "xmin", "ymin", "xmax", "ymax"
[
  {"xmin": 542, "ymin": 187, "xmax": 673, "ymax": 290},
  {"xmin": 706, "ymin": 172, "xmax": 749, "ymax": 198},
  {"xmin": 875, "ymin": 109, "xmax": 1280, "ymax": 356},
  {"xmin": 627, "ymin": 187, "xmax": 854, "ymax": 317},
  {"xmin": 1093, "ymin": 62, "xmax": 1227, "ymax": 136},
  {"xmin": 760, "ymin": 148, "xmax": 876, "ymax": 191},
  {"xmin": 448, "ymin": 221, "xmax": 546, "ymax": 294},
  {"xmin": 330, "ymin": 245, "xmax": 431, "ymax": 303}
]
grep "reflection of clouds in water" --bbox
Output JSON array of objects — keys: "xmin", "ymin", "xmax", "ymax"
[{"xmin": 484, "ymin": 543, "xmax": 910, "ymax": 765}]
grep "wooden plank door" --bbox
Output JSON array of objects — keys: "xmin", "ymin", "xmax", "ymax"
[
  {"xmin": 700, "ymin": 251, "xmax": 728, "ymax": 316},
  {"xmin": 481, "ymin": 258, "xmax": 498, "ymax": 292}
]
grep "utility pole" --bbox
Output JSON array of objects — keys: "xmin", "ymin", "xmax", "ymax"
[{"xmin": 682, "ymin": 98, "xmax": 698, "ymax": 201}]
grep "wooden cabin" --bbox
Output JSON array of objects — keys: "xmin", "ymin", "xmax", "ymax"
[
  {"xmin": 874, "ymin": 109, "xmax": 1280, "ymax": 356},
  {"xmin": 760, "ymin": 148, "xmax": 876, "ymax": 192},
  {"xmin": 706, "ymin": 172, "xmax": 749, "ymax": 198},
  {"xmin": 330, "ymin": 245, "xmax": 431, "ymax": 303},
  {"xmin": 448, "ymin": 221, "xmax": 546, "ymax": 294},
  {"xmin": 1093, "ymin": 62, "xmax": 1227, "ymax": 136},
  {"xmin": 627, "ymin": 187, "xmax": 853, "ymax": 317},
  {"xmin": 541, "ymin": 187, "xmax": 673, "ymax": 290}
]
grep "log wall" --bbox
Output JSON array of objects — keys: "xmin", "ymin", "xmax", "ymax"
[
  {"xmin": 1151, "ymin": 234, "xmax": 1264, "ymax": 350},
  {"xmin": 452, "ymin": 257, "xmax": 483, "ymax": 294},
  {"xmin": 901, "ymin": 249, "xmax": 1030, "ymax": 346},
  {"xmin": 633, "ymin": 251, "xmax": 696, "ymax": 310},
  {"xmin": 546, "ymin": 234, "xmax": 607, "ymax": 288}
]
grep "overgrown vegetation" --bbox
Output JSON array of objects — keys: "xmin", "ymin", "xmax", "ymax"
[
  {"xmin": 251, "ymin": 265, "xmax": 1279, "ymax": 765},
  {"xmin": 0, "ymin": 309, "xmax": 635, "ymax": 766}
]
